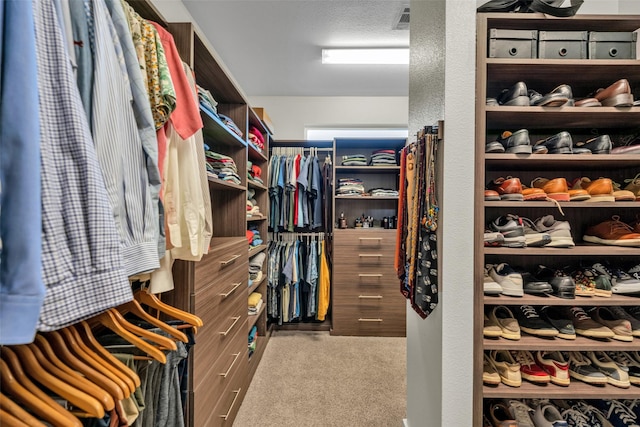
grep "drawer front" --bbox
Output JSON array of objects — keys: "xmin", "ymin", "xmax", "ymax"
[
  {"xmin": 200, "ymin": 357, "xmax": 248, "ymax": 427},
  {"xmin": 331, "ymin": 301, "xmax": 406, "ymax": 337},
  {"xmin": 332, "ymin": 249, "xmax": 395, "ymax": 269},
  {"xmin": 332, "ymin": 269, "xmax": 399, "ymax": 298},
  {"xmin": 333, "ymin": 229, "xmax": 397, "ymax": 250},
  {"xmin": 195, "ymin": 237, "xmax": 247, "ymax": 292},
  {"xmin": 192, "ymin": 317, "xmax": 246, "ymax": 410},
  {"xmin": 193, "ymin": 266, "xmax": 247, "ymax": 321}
]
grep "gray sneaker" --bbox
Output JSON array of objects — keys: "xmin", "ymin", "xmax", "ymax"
[
  {"xmin": 586, "ymin": 351, "xmax": 631, "ymax": 388},
  {"xmin": 608, "ymin": 306, "xmax": 640, "ymax": 337},
  {"xmin": 565, "ymin": 351, "xmax": 608, "ymax": 385},
  {"xmin": 534, "ymin": 215, "xmax": 575, "ymax": 248}
]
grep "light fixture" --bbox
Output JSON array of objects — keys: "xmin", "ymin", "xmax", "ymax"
[{"xmin": 321, "ymin": 48, "xmax": 409, "ymax": 65}]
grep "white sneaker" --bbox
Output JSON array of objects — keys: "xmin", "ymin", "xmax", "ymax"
[
  {"xmin": 534, "ymin": 215, "xmax": 575, "ymax": 248},
  {"xmin": 484, "ymin": 265, "xmax": 503, "ymax": 295},
  {"xmin": 489, "ymin": 263, "xmax": 524, "ymax": 297}
]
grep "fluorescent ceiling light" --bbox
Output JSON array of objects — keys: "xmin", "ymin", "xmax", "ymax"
[{"xmin": 322, "ymin": 48, "xmax": 409, "ymax": 65}]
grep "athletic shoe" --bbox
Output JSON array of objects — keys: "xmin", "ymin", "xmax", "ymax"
[
  {"xmin": 536, "ymin": 351, "xmax": 570, "ymax": 386},
  {"xmin": 566, "ymin": 351, "xmax": 608, "ymax": 385},
  {"xmin": 530, "ymin": 401, "xmax": 568, "ymax": 427},
  {"xmin": 484, "ymin": 313, "xmax": 503, "ymax": 338},
  {"xmin": 583, "ymin": 216, "xmax": 640, "ymax": 247},
  {"xmin": 570, "ymin": 268, "xmax": 597, "ymax": 297},
  {"xmin": 512, "ymin": 305, "xmax": 559, "ymax": 337},
  {"xmin": 488, "ymin": 306, "xmax": 521, "ymax": 340},
  {"xmin": 586, "ymin": 351, "xmax": 631, "ymax": 388},
  {"xmin": 489, "ymin": 215, "xmax": 526, "ymax": 248},
  {"xmin": 489, "ymin": 350, "xmax": 522, "ymax": 387},
  {"xmin": 624, "ymin": 307, "xmax": 640, "ymax": 324},
  {"xmin": 629, "ymin": 264, "xmax": 640, "ymax": 282},
  {"xmin": 512, "ymin": 350, "xmax": 551, "ymax": 384},
  {"xmin": 589, "ymin": 307, "xmax": 634, "ymax": 342},
  {"xmin": 623, "ymin": 400, "xmax": 640, "ymax": 421},
  {"xmin": 540, "ymin": 306, "xmax": 576, "ymax": 340},
  {"xmin": 593, "ymin": 400, "xmax": 639, "ymax": 426},
  {"xmin": 483, "ymin": 353, "xmax": 501, "ymax": 385},
  {"xmin": 505, "ymin": 400, "xmax": 535, "ymax": 427},
  {"xmin": 608, "ymin": 352, "xmax": 640, "ymax": 385},
  {"xmin": 489, "ymin": 263, "xmax": 524, "ymax": 297},
  {"xmin": 582, "ymin": 265, "xmax": 613, "ymax": 297},
  {"xmin": 608, "ymin": 306, "xmax": 640, "ymax": 337},
  {"xmin": 536, "ymin": 265, "xmax": 575, "ymax": 299},
  {"xmin": 520, "ymin": 216, "xmax": 552, "ymax": 247},
  {"xmin": 489, "ymin": 401, "xmax": 519, "ymax": 426},
  {"xmin": 593, "ymin": 262, "xmax": 640, "ymax": 295},
  {"xmin": 534, "ymin": 215, "xmax": 575, "ymax": 248},
  {"xmin": 485, "ymin": 231, "xmax": 505, "ymax": 247},
  {"xmin": 571, "ymin": 401, "xmax": 612, "ymax": 427},
  {"xmin": 560, "ymin": 407, "xmax": 595, "ymax": 427},
  {"xmin": 484, "ymin": 266, "xmax": 504, "ymax": 295},
  {"xmin": 562, "ymin": 307, "xmax": 615, "ymax": 339}
]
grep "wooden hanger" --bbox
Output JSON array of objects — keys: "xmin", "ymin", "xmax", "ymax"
[
  {"xmin": 9, "ymin": 345, "xmax": 105, "ymax": 418},
  {"xmin": 0, "ymin": 407, "xmax": 30, "ymax": 427},
  {"xmin": 37, "ymin": 333, "xmax": 125, "ymax": 401},
  {"xmin": 134, "ymin": 288, "xmax": 203, "ymax": 328},
  {"xmin": 108, "ymin": 308, "xmax": 177, "ymax": 351},
  {"xmin": 118, "ymin": 299, "xmax": 189, "ymax": 342},
  {"xmin": 58, "ymin": 327, "xmax": 132, "ymax": 396},
  {"xmin": 26, "ymin": 342, "xmax": 114, "ymax": 412},
  {"xmin": 0, "ymin": 347, "xmax": 82, "ymax": 427},
  {"xmin": 74, "ymin": 321, "xmax": 141, "ymax": 389},
  {"xmin": 0, "ymin": 359, "xmax": 76, "ymax": 427},
  {"xmin": 0, "ymin": 391, "xmax": 47, "ymax": 426},
  {"xmin": 88, "ymin": 310, "xmax": 166, "ymax": 364}
]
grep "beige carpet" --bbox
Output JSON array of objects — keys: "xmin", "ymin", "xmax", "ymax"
[{"xmin": 233, "ymin": 331, "xmax": 406, "ymax": 427}]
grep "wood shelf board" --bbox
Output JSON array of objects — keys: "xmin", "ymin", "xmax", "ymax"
[
  {"xmin": 481, "ymin": 13, "xmax": 640, "ymax": 31},
  {"xmin": 248, "ymin": 276, "xmax": 267, "ymax": 295},
  {"xmin": 484, "ymin": 201, "xmax": 639, "ymax": 208},
  {"xmin": 248, "ymin": 145, "xmax": 268, "ymax": 163},
  {"xmin": 484, "ymin": 335, "xmax": 640, "ymax": 351},
  {"xmin": 248, "ymin": 304, "xmax": 266, "ymax": 330},
  {"xmin": 248, "ymin": 336, "xmax": 268, "ymax": 384},
  {"xmin": 248, "ymin": 244, "xmax": 267, "ymax": 257},
  {"xmin": 335, "ymin": 195, "xmax": 399, "ymax": 200},
  {"xmin": 485, "ymin": 107, "xmax": 640, "ymax": 130},
  {"xmin": 484, "ymin": 246, "xmax": 640, "ymax": 256},
  {"xmin": 201, "ymin": 109, "xmax": 247, "ymax": 148},
  {"xmin": 274, "ymin": 321, "xmax": 332, "ymax": 332},
  {"xmin": 484, "ymin": 153, "xmax": 640, "ymax": 169},
  {"xmin": 207, "ymin": 176, "xmax": 246, "ymax": 192},
  {"xmin": 483, "ymin": 382, "xmax": 640, "ymax": 399},
  {"xmin": 247, "ymin": 181, "xmax": 268, "ymax": 191},
  {"xmin": 484, "ymin": 293, "xmax": 640, "ymax": 306},
  {"xmin": 247, "ymin": 216, "xmax": 267, "ymax": 222},
  {"xmin": 335, "ymin": 166, "xmax": 400, "ymax": 172}
]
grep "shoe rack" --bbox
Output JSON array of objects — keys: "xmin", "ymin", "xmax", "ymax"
[{"xmin": 475, "ymin": 13, "xmax": 640, "ymax": 425}]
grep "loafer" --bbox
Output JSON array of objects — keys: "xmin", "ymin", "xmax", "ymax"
[
  {"xmin": 522, "ymin": 187, "xmax": 547, "ymax": 201},
  {"xmin": 484, "ymin": 189, "xmax": 501, "ymax": 201},
  {"xmin": 594, "ymin": 78, "xmax": 634, "ymax": 107},
  {"xmin": 572, "ymin": 177, "xmax": 615, "ymax": 202},
  {"xmin": 531, "ymin": 84, "xmax": 573, "ymax": 107},
  {"xmin": 487, "ymin": 177, "xmax": 523, "ymax": 201},
  {"xmin": 575, "ymin": 97, "xmax": 601, "ymax": 107},
  {"xmin": 495, "ymin": 129, "xmax": 531, "ymax": 154},
  {"xmin": 536, "ymin": 265, "xmax": 575, "ymax": 299},
  {"xmin": 485, "ymin": 140, "xmax": 506, "ymax": 153},
  {"xmin": 497, "ymin": 81, "xmax": 529, "ymax": 106},
  {"xmin": 531, "ymin": 177, "xmax": 569, "ymax": 202},
  {"xmin": 533, "ymin": 131, "xmax": 573, "ymax": 154},
  {"xmin": 573, "ymin": 134, "xmax": 612, "ymax": 154},
  {"xmin": 520, "ymin": 272, "xmax": 553, "ymax": 295}
]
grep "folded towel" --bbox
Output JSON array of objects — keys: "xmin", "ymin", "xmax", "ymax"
[
  {"xmin": 249, "ymin": 299, "xmax": 263, "ymax": 315},
  {"xmin": 248, "ymin": 292, "xmax": 262, "ymax": 307}
]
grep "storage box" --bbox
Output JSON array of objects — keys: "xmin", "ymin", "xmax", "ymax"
[
  {"xmin": 253, "ymin": 107, "xmax": 274, "ymax": 134},
  {"xmin": 489, "ymin": 29, "xmax": 538, "ymax": 58},
  {"xmin": 538, "ymin": 31, "xmax": 587, "ymax": 59},
  {"xmin": 588, "ymin": 31, "xmax": 637, "ymax": 59}
]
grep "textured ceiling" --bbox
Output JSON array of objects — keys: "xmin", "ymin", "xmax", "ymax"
[{"xmin": 182, "ymin": 0, "xmax": 410, "ymax": 97}]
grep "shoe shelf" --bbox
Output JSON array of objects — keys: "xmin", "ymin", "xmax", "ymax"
[
  {"xmin": 484, "ymin": 246, "xmax": 640, "ymax": 256},
  {"xmin": 485, "ymin": 107, "xmax": 640, "ymax": 130},
  {"xmin": 484, "ymin": 335, "xmax": 640, "ymax": 352},
  {"xmin": 484, "ymin": 293, "xmax": 640, "ymax": 307},
  {"xmin": 483, "ymin": 382, "xmax": 640, "ymax": 400},
  {"xmin": 484, "ymin": 201, "xmax": 639, "ymax": 208},
  {"xmin": 484, "ymin": 154, "xmax": 640, "ymax": 170}
]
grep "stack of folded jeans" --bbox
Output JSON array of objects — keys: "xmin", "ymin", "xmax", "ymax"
[
  {"xmin": 341, "ymin": 154, "xmax": 367, "ymax": 166},
  {"xmin": 337, "ymin": 178, "xmax": 365, "ymax": 196},
  {"xmin": 369, "ymin": 188, "xmax": 399, "ymax": 197},
  {"xmin": 369, "ymin": 149, "xmax": 397, "ymax": 165},
  {"xmin": 205, "ymin": 149, "xmax": 241, "ymax": 184}
]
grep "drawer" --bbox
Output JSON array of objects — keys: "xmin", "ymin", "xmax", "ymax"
[
  {"xmin": 332, "ymin": 290, "xmax": 405, "ymax": 311},
  {"xmin": 195, "ymin": 237, "xmax": 247, "ymax": 292},
  {"xmin": 332, "ymin": 249, "xmax": 395, "ymax": 269},
  {"xmin": 200, "ymin": 356, "xmax": 248, "ymax": 427},
  {"xmin": 331, "ymin": 302, "xmax": 406, "ymax": 337},
  {"xmin": 193, "ymin": 266, "xmax": 246, "ymax": 319},
  {"xmin": 333, "ymin": 229, "xmax": 397, "ymax": 250},
  {"xmin": 332, "ymin": 269, "xmax": 399, "ymax": 297},
  {"xmin": 192, "ymin": 317, "xmax": 246, "ymax": 406}
]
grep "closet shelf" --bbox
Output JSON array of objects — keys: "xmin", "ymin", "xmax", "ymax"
[
  {"xmin": 335, "ymin": 195, "xmax": 399, "ymax": 200},
  {"xmin": 485, "ymin": 107, "xmax": 640, "ymax": 130},
  {"xmin": 335, "ymin": 165, "xmax": 400, "ymax": 172},
  {"xmin": 207, "ymin": 176, "xmax": 246, "ymax": 192},
  {"xmin": 248, "ymin": 244, "xmax": 267, "ymax": 257},
  {"xmin": 248, "ymin": 275, "xmax": 266, "ymax": 295},
  {"xmin": 483, "ymin": 382, "xmax": 640, "ymax": 399},
  {"xmin": 484, "ymin": 335, "xmax": 640, "ymax": 351},
  {"xmin": 248, "ymin": 144, "xmax": 268, "ymax": 163},
  {"xmin": 247, "ymin": 215, "xmax": 267, "ymax": 222},
  {"xmin": 248, "ymin": 304, "xmax": 266, "ymax": 330},
  {"xmin": 201, "ymin": 108, "xmax": 247, "ymax": 148},
  {"xmin": 484, "ymin": 153, "xmax": 640, "ymax": 169},
  {"xmin": 485, "ymin": 201, "xmax": 639, "ymax": 209},
  {"xmin": 484, "ymin": 246, "xmax": 639, "ymax": 256},
  {"xmin": 247, "ymin": 180, "xmax": 268, "ymax": 191},
  {"xmin": 484, "ymin": 293, "xmax": 640, "ymax": 307}
]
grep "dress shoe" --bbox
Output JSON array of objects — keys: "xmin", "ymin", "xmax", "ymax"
[
  {"xmin": 487, "ymin": 177, "xmax": 523, "ymax": 201},
  {"xmin": 575, "ymin": 97, "xmax": 602, "ymax": 107},
  {"xmin": 533, "ymin": 131, "xmax": 573, "ymax": 154},
  {"xmin": 497, "ymin": 81, "xmax": 529, "ymax": 106},
  {"xmin": 572, "ymin": 177, "xmax": 615, "ymax": 202},
  {"xmin": 494, "ymin": 129, "xmax": 531, "ymax": 154},
  {"xmin": 594, "ymin": 78, "xmax": 634, "ymax": 107},
  {"xmin": 485, "ymin": 140, "xmax": 506, "ymax": 153},
  {"xmin": 612, "ymin": 181, "xmax": 636, "ymax": 201},
  {"xmin": 522, "ymin": 187, "xmax": 547, "ymax": 201},
  {"xmin": 530, "ymin": 84, "xmax": 573, "ymax": 107},
  {"xmin": 573, "ymin": 134, "xmax": 612, "ymax": 154},
  {"xmin": 484, "ymin": 189, "xmax": 501, "ymax": 201},
  {"xmin": 531, "ymin": 177, "xmax": 569, "ymax": 202}
]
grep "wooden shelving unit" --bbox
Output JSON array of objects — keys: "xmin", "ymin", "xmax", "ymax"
[
  {"xmin": 475, "ymin": 12, "xmax": 640, "ymax": 425},
  {"xmin": 248, "ymin": 244, "xmax": 267, "ymax": 257}
]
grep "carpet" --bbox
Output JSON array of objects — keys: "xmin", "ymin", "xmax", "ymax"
[{"xmin": 233, "ymin": 330, "xmax": 406, "ymax": 427}]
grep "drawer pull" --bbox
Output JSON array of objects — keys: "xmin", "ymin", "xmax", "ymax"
[
  {"xmin": 359, "ymin": 237, "xmax": 382, "ymax": 241},
  {"xmin": 359, "ymin": 273, "xmax": 383, "ymax": 278},
  {"xmin": 219, "ymin": 316, "xmax": 241, "ymax": 336},
  {"xmin": 219, "ymin": 352, "xmax": 241, "ymax": 378},
  {"xmin": 358, "ymin": 295, "xmax": 383, "ymax": 299},
  {"xmin": 220, "ymin": 282, "xmax": 242, "ymax": 298},
  {"xmin": 358, "ymin": 253, "xmax": 382, "ymax": 257},
  {"xmin": 358, "ymin": 318, "xmax": 383, "ymax": 322},
  {"xmin": 220, "ymin": 254, "xmax": 240, "ymax": 267},
  {"xmin": 219, "ymin": 388, "xmax": 242, "ymax": 420}
]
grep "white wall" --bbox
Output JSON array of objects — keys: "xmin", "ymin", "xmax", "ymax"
[{"xmin": 247, "ymin": 96, "xmax": 409, "ymax": 140}]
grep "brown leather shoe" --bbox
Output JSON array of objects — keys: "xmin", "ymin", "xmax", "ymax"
[
  {"xmin": 573, "ymin": 177, "xmax": 615, "ymax": 202},
  {"xmin": 569, "ymin": 188, "xmax": 590, "ymax": 201},
  {"xmin": 485, "ymin": 189, "xmax": 500, "ymax": 201},
  {"xmin": 523, "ymin": 187, "xmax": 547, "ymax": 201},
  {"xmin": 594, "ymin": 79, "xmax": 634, "ymax": 107},
  {"xmin": 488, "ymin": 177, "xmax": 523, "ymax": 201},
  {"xmin": 532, "ymin": 177, "xmax": 569, "ymax": 201},
  {"xmin": 612, "ymin": 181, "xmax": 637, "ymax": 201},
  {"xmin": 575, "ymin": 97, "xmax": 602, "ymax": 107},
  {"xmin": 583, "ymin": 216, "xmax": 640, "ymax": 247}
]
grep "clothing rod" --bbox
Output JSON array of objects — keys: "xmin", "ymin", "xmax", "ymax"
[{"xmin": 271, "ymin": 147, "xmax": 333, "ymax": 152}]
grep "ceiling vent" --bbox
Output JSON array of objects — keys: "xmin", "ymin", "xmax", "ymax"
[{"xmin": 393, "ymin": 5, "xmax": 409, "ymax": 30}]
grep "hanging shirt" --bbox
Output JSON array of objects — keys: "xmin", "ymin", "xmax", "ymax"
[
  {"xmin": 316, "ymin": 240, "xmax": 330, "ymax": 321},
  {"xmin": 33, "ymin": 0, "xmax": 131, "ymax": 331},
  {"xmin": 0, "ymin": 0, "xmax": 45, "ymax": 344},
  {"xmin": 310, "ymin": 156, "xmax": 323, "ymax": 229},
  {"xmin": 296, "ymin": 155, "xmax": 307, "ymax": 228},
  {"xmin": 68, "ymin": 0, "xmax": 94, "ymax": 119}
]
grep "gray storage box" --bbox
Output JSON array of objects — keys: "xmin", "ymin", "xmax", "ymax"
[
  {"xmin": 538, "ymin": 31, "xmax": 588, "ymax": 59},
  {"xmin": 489, "ymin": 29, "xmax": 538, "ymax": 58},
  {"xmin": 588, "ymin": 31, "xmax": 637, "ymax": 59}
]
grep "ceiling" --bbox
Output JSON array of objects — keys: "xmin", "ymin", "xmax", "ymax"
[{"xmin": 182, "ymin": 0, "xmax": 410, "ymax": 97}]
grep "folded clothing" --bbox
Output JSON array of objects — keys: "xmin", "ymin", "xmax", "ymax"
[
  {"xmin": 247, "ymin": 227, "xmax": 263, "ymax": 246},
  {"xmin": 369, "ymin": 150, "xmax": 397, "ymax": 166},
  {"xmin": 248, "ymin": 326, "xmax": 258, "ymax": 343},
  {"xmin": 248, "ymin": 126, "xmax": 265, "ymax": 151},
  {"xmin": 218, "ymin": 113, "xmax": 243, "ymax": 138},
  {"xmin": 197, "ymin": 84, "xmax": 219, "ymax": 117},
  {"xmin": 337, "ymin": 177, "xmax": 365, "ymax": 195},
  {"xmin": 341, "ymin": 154, "xmax": 367, "ymax": 166},
  {"xmin": 369, "ymin": 188, "xmax": 399, "ymax": 197},
  {"xmin": 249, "ymin": 252, "xmax": 266, "ymax": 273},
  {"xmin": 248, "ymin": 299, "xmax": 263, "ymax": 315},
  {"xmin": 248, "ymin": 292, "xmax": 262, "ymax": 307}
]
